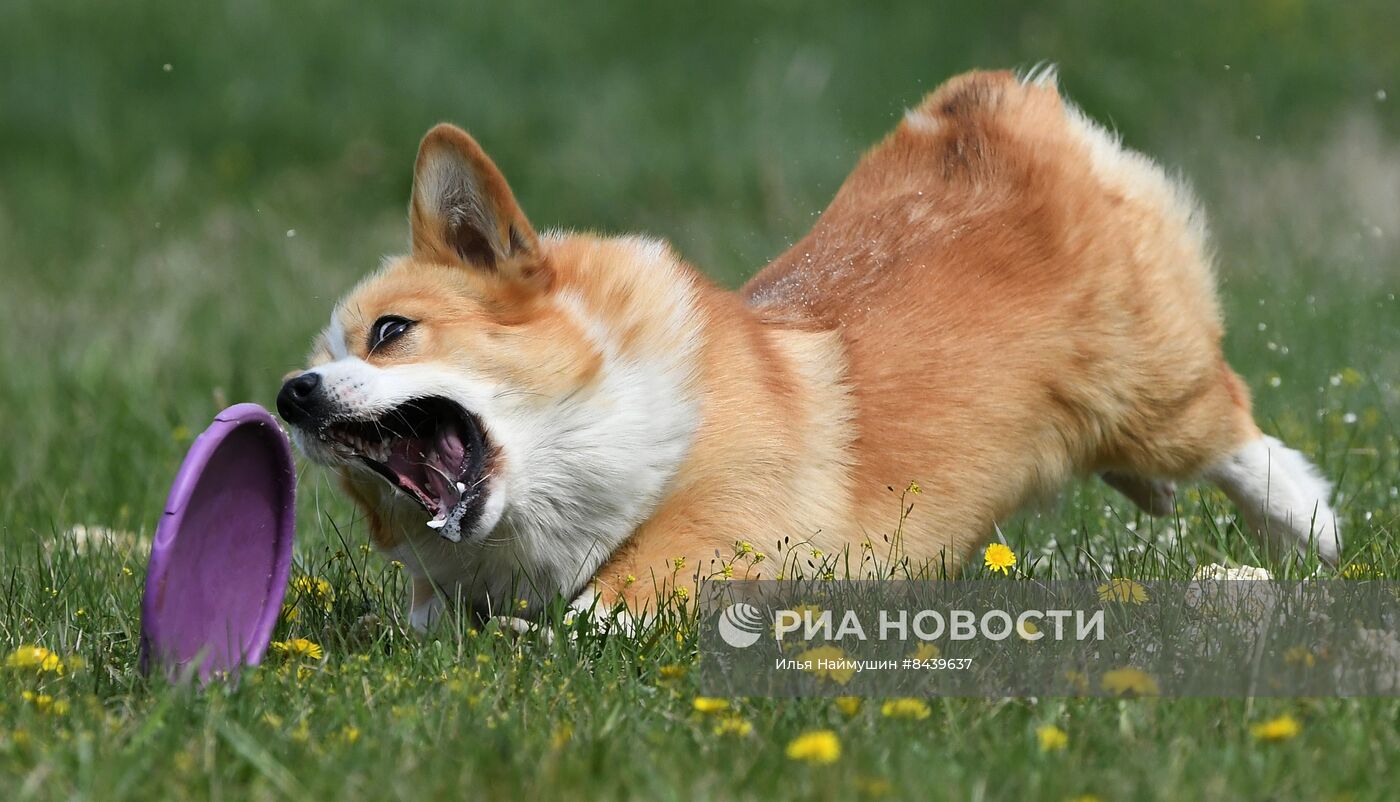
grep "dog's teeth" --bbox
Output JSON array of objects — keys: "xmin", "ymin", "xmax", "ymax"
[
  {"xmin": 426, "ymin": 518, "xmax": 445, "ymax": 530},
  {"xmin": 456, "ymin": 482, "xmax": 466, "ymax": 493}
]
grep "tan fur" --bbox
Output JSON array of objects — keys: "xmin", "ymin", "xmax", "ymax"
[
  {"xmin": 595, "ymin": 70, "xmax": 1260, "ymax": 607},
  {"xmin": 306, "ymin": 70, "xmax": 1305, "ymax": 620}
]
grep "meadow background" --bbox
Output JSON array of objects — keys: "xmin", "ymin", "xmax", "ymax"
[{"xmin": 2, "ymin": 1, "xmax": 1398, "ymax": 799}]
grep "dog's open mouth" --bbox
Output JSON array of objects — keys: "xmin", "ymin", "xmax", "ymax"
[{"xmin": 320, "ymin": 397, "xmax": 489, "ymax": 541}]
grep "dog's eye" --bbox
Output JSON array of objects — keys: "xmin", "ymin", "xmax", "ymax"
[{"xmin": 368, "ymin": 315, "xmax": 414, "ymax": 352}]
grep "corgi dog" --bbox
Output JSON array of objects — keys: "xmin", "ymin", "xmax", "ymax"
[{"xmin": 277, "ymin": 69, "xmax": 1339, "ymax": 631}]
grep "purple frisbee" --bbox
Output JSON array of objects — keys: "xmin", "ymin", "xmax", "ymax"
[{"xmin": 140, "ymin": 403, "xmax": 296, "ymax": 683}]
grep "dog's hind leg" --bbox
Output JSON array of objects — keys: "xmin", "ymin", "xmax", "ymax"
[
  {"xmin": 1202, "ymin": 435, "xmax": 1340, "ymax": 565},
  {"xmin": 1101, "ymin": 472, "xmax": 1177, "ymax": 517},
  {"xmin": 1108, "ymin": 359, "xmax": 1340, "ymax": 564}
]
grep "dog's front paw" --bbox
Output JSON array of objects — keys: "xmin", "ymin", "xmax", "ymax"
[
  {"xmin": 567, "ymin": 588, "xmax": 637, "ymax": 636},
  {"xmin": 486, "ymin": 615, "xmax": 556, "ymax": 644},
  {"xmin": 408, "ymin": 595, "xmax": 446, "ymax": 634}
]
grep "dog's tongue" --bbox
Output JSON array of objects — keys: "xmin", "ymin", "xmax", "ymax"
[
  {"xmin": 423, "ymin": 426, "xmax": 467, "ymax": 512},
  {"xmin": 384, "ymin": 423, "xmax": 468, "ymax": 521},
  {"xmin": 435, "ymin": 422, "xmax": 467, "ymax": 477}
]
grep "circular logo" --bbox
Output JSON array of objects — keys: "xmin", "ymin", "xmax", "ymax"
[{"xmin": 717, "ymin": 602, "xmax": 765, "ymax": 648}]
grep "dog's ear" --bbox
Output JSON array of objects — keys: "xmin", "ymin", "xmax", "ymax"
[{"xmin": 409, "ymin": 124, "xmax": 540, "ymax": 273}]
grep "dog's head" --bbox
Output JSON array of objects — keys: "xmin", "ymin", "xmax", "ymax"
[
  {"xmin": 278, "ymin": 125, "xmax": 601, "ymax": 544},
  {"xmin": 278, "ymin": 125, "xmax": 702, "ymax": 560}
]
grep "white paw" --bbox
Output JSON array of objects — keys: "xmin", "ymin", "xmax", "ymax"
[
  {"xmin": 1307, "ymin": 515, "xmax": 1342, "ymax": 567},
  {"xmin": 567, "ymin": 588, "xmax": 637, "ymax": 636},
  {"xmin": 489, "ymin": 616, "xmax": 555, "ymax": 644},
  {"xmin": 408, "ymin": 596, "xmax": 445, "ymax": 634}
]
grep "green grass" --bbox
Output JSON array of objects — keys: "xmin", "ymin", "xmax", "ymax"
[{"xmin": 2, "ymin": 1, "xmax": 1399, "ymax": 799}]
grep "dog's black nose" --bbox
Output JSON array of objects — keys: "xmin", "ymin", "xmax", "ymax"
[{"xmin": 277, "ymin": 372, "xmax": 325, "ymax": 427}]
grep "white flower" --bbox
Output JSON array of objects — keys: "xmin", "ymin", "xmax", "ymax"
[{"xmin": 1193, "ymin": 563, "xmax": 1273, "ymax": 581}]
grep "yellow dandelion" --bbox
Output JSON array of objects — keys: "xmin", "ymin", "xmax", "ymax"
[
  {"xmin": 516, "ymin": 598, "xmax": 529, "ymax": 611},
  {"xmin": 292, "ymin": 575, "xmax": 334, "ymax": 602},
  {"xmin": 1251, "ymin": 714, "xmax": 1302, "ymax": 742},
  {"xmin": 340, "ymin": 725, "xmax": 361, "ymax": 744},
  {"xmin": 983, "ymin": 543, "xmax": 1016, "ymax": 575},
  {"xmin": 1284, "ymin": 646, "xmax": 1316, "ymax": 668},
  {"xmin": 270, "ymin": 638, "xmax": 324, "ymax": 661},
  {"xmin": 5, "ymin": 645, "xmax": 64, "ymax": 675},
  {"xmin": 280, "ymin": 603, "xmax": 301, "ymax": 623},
  {"xmin": 785, "ymin": 729, "xmax": 841, "ymax": 765},
  {"xmin": 1036, "ymin": 723, "xmax": 1069, "ymax": 752},
  {"xmin": 906, "ymin": 480, "xmax": 923, "ymax": 495},
  {"xmin": 835, "ymin": 696, "xmax": 862, "ymax": 717},
  {"xmin": 881, "ymin": 698, "xmax": 931, "ymax": 720},
  {"xmin": 712, "ymin": 715, "xmax": 753, "ymax": 737},
  {"xmin": 293, "ymin": 577, "xmax": 334, "ymax": 613},
  {"xmin": 909, "ymin": 643, "xmax": 940, "ymax": 661},
  {"xmin": 1097, "ymin": 578, "xmax": 1149, "ymax": 604},
  {"xmin": 692, "ymin": 697, "xmax": 731, "ymax": 714},
  {"xmin": 21, "ymin": 691, "xmax": 68, "ymax": 716},
  {"xmin": 857, "ymin": 776, "xmax": 894, "ymax": 797},
  {"xmin": 657, "ymin": 664, "xmax": 688, "ymax": 680},
  {"xmin": 1341, "ymin": 563, "xmax": 1380, "ymax": 580},
  {"xmin": 796, "ymin": 645, "xmax": 855, "ymax": 685},
  {"xmin": 1101, "ymin": 667, "xmax": 1159, "ymax": 697},
  {"xmin": 550, "ymin": 724, "xmax": 573, "ymax": 749},
  {"xmin": 623, "ymin": 574, "xmax": 637, "ymax": 586},
  {"xmin": 1063, "ymin": 670, "xmax": 1090, "ymax": 694}
]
